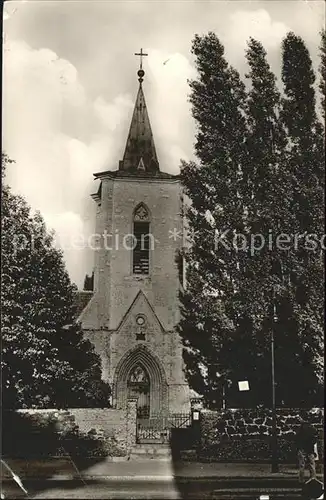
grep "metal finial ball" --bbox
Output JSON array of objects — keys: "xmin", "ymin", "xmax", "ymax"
[{"xmin": 138, "ymin": 69, "xmax": 145, "ymax": 79}]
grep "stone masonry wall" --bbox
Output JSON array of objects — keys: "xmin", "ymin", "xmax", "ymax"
[
  {"xmin": 108, "ymin": 178, "xmax": 181, "ymax": 331},
  {"xmin": 12, "ymin": 400, "xmax": 137, "ymax": 457},
  {"xmin": 199, "ymin": 408, "xmax": 324, "ymax": 463},
  {"xmin": 80, "ymin": 175, "xmax": 190, "ymax": 414},
  {"xmin": 126, "ymin": 398, "xmax": 137, "ymax": 451}
]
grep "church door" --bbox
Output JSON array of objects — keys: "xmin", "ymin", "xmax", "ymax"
[{"xmin": 127, "ymin": 365, "xmax": 150, "ymax": 418}]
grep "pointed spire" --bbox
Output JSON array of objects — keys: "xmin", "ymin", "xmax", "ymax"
[{"xmin": 119, "ymin": 52, "xmax": 159, "ymax": 173}]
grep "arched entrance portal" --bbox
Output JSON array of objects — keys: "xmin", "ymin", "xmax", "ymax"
[
  {"xmin": 113, "ymin": 345, "xmax": 168, "ymax": 416},
  {"xmin": 127, "ymin": 365, "xmax": 150, "ymax": 418}
]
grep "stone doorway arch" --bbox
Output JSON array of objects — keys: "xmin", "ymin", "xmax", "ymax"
[
  {"xmin": 127, "ymin": 364, "xmax": 150, "ymax": 418},
  {"xmin": 113, "ymin": 345, "xmax": 168, "ymax": 416}
]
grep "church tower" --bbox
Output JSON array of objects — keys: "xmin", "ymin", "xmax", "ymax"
[{"xmin": 78, "ymin": 52, "xmax": 190, "ymax": 416}]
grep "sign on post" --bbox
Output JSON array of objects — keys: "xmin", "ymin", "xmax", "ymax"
[{"xmin": 238, "ymin": 380, "xmax": 250, "ymax": 391}]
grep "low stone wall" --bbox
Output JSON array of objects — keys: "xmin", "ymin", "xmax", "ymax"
[
  {"xmin": 199, "ymin": 408, "xmax": 324, "ymax": 463},
  {"xmin": 65, "ymin": 408, "xmax": 125, "ymax": 436},
  {"xmin": 3, "ymin": 400, "xmax": 137, "ymax": 458}
]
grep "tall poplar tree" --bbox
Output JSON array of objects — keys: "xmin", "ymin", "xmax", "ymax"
[
  {"xmin": 228, "ymin": 37, "xmax": 291, "ymax": 407},
  {"xmin": 278, "ymin": 32, "xmax": 324, "ymax": 406},
  {"xmin": 179, "ymin": 33, "xmax": 249, "ymax": 407},
  {"xmin": 242, "ymin": 36, "xmax": 323, "ymax": 407},
  {"xmin": 179, "ymin": 32, "xmax": 324, "ymax": 408}
]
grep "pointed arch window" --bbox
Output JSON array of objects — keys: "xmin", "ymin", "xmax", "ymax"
[{"xmin": 133, "ymin": 204, "xmax": 151, "ymax": 275}]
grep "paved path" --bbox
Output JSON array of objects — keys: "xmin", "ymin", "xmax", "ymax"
[
  {"xmin": 1, "ymin": 458, "xmax": 308, "ymax": 480},
  {"xmin": 0, "ymin": 477, "xmax": 309, "ymax": 500},
  {"xmin": 2, "ymin": 479, "xmax": 181, "ymax": 499},
  {"xmin": 1, "ymin": 459, "xmax": 323, "ymax": 500}
]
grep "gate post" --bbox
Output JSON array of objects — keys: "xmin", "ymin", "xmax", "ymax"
[
  {"xmin": 191, "ymin": 409, "xmax": 201, "ymax": 456},
  {"xmin": 126, "ymin": 398, "xmax": 138, "ymax": 453},
  {"xmin": 190, "ymin": 395, "xmax": 203, "ymax": 458}
]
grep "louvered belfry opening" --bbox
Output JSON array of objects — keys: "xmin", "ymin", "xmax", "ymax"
[
  {"xmin": 133, "ymin": 204, "xmax": 150, "ymax": 275},
  {"xmin": 133, "ymin": 221, "xmax": 150, "ymax": 275}
]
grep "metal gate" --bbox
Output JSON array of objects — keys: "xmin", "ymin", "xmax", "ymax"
[
  {"xmin": 168, "ymin": 413, "xmax": 191, "ymax": 429},
  {"xmin": 136, "ymin": 413, "xmax": 191, "ymax": 444}
]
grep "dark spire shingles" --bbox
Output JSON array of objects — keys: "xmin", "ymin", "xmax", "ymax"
[{"xmin": 119, "ymin": 84, "xmax": 160, "ymax": 174}]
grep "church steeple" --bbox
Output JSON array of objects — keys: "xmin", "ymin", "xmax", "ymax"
[{"xmin": 119, "ymin": 49, "xmax": 159, "ymax": 173}]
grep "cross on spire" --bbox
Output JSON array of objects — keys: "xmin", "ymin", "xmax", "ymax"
[{"xmin": 134, "ymin": 48, "xmax": 148, "ymax": 70}]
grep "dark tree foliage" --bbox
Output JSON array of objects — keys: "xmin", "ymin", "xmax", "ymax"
[
  {"xmin": 319, "ymin": 29, "xmax": 326, "ymax": 121},
  {"xmin": 1, "ymin": 154, "xmax": 111, "ymax": 409},
  {"xmin": 179, "ymin": 32, "xmax": 324, "ymax": 409},
  {"xmin": 179, "ymin": 33, "xmax": 249, "ymax": 408},
  {"xmin": 278, "ymin": 32, "xmax": 324, "ymax": 406}
]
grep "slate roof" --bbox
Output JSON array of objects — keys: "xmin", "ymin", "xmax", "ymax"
[
  {"xmin": 93, "ymin": 169, "xmax": 179, "ymax": 181},
  {"xmin": 74, "ymin": 290, "xmax": 93, "ymax": 319},
  {"xmin": 120, "ymin": 83, "xmax": 159, "ymax": 174}
]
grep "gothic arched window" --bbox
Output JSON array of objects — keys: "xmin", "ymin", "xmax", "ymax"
[{"xmin": 133, "ymin": 203, "xmax": 151, "ymax": 275}]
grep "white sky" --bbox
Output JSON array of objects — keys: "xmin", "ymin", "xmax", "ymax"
[{"xmin": 3, "ymin": 0, "xmax": 325, "ymax": 288}]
